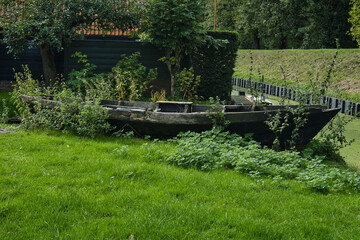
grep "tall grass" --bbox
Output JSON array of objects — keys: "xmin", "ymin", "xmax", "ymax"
[
  {"xmin": 234, "ymin": 49, "xmax": 360, "ymax": 103},
  {"xmin": 1, "ymin": 130, "xmax": 360, "ymax": 239}
]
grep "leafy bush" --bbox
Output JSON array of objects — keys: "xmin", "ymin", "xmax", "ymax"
[
  {"xmin": 67, "ymin": 52, "xmax": 157, "ymax": 101},
  {"xmin": 191, "ymin": 30, "xmax": 240, "ymax": 100},
  {"xmin": 12, "ymin": 66, "xmax": 111, "ymax": 138},
  {"xmin": 110, "ymin": 52, "xmax": 157, "ymax": 101},
  {"xmin": 175, "ymin": 67, "xmax": 200, "ymax": 100},
  {"xmin": 66, "ymin": 52, "xmax": 98, "ymax": 93},
  {"xmin": 167, "ymin": 130, "xmax": 360, "ymax": 193},
  {"xmin": 167, "ymin": 130, "xmax": 256, "ymax": 171}
]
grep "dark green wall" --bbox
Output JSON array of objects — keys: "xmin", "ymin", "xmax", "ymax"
[
  {"xmin": 0, "ymin": 39, "xmax": 63, "ymax": 90},
  {"xmin": 0, "ymin": 38, "xmax": 172, "ymax": 91},
  {"xmin": 65, "ymin": 40, "xmax": 171, "ymax": 91}
]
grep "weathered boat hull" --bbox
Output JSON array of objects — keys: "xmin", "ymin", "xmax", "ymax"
[
  {"xmin": 102, "ymin": 100, "xmax": 340, "ymax": 146},
  {"xmin": 20, "ymin": 96, "xmax": 340, "ymax": 146}
]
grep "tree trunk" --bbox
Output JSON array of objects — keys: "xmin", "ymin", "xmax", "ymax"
[
  {"xmin": 39, "ymin": 43, "xmax": 57, "ymax": 85},
  {"xmin": 164, "ymin": 48, "xmax": 182, "ymax": 98}
]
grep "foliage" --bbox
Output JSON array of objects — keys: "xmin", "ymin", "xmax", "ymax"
[
  {"xmin": 0, "ymin": 91, "xmax": 16, "ymax": 125},
  {"xmin": 206, "ymin": 97, "xmax": 229, "ymax": 130},
  {"xmin": 349, "ymin": 0, "xmax": 360, "ymax": 47},
  {"xmin": 0, "ymin": 99, "xmax": 9, "ymax": 125},
  {"xmin": 151, "ymin": 89, "xmax": 167, "ymax": 102},
  {"xmin": 11, "ymin": 66, "xmax": 111, "ymax": 138},
  {"xmin": 302, "ymin": 0, "xmax": 354, "ymax": 49},
  {"xmin": 66, "ymin": 52, "xmax": 98, "ymax": 93},
  {"xmin": 142, "ymin": 0, "xmax": 207, "ymax": 97},
  {"xmin": 167, "ymin": 129, "xmax": 254, "ymax": 171},
  {"xmin": 175, "ymin": 67, "xmax": 201, "ymax": 100},
  {"xmin": 264, "ymin": 110, "xmax": 290, "ymax": 151},
  {"xmin": 233, "ymin": 0, "xmax": 355, "ymax": 49},
  {"xmin": 192, "ymin": 30, "xmax": 240, "ymax": 101},
  {"xmin": 315, "ymin": 115, "xmax": 355, "ymax": 153},
  {"xmin": 67, "ymin": 52, "xmax": 157, "ymax": 101},
  {"xmin": 167, "ymin": 129, "xmax": 360, "ymax": 193},
  {"xmin": 110, "ymin": 52, "xmax": 157, "ymax": 101},
  {"xmin": 0, "ymin": 0, "xmax": 139, "ymax": 84},
  {"xmin": 203, "ymin": 0, "xmax": 242, "ymax": 31}
]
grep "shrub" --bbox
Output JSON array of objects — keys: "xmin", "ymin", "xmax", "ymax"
[
  {"xmin": 167, "ymin": 129, "xmax": 256, "ymax": 171},
  {"xmin": 167, "ymin": 129, "xmax": 360, "ymax": 193},
  {"xmin": 67, "ymin": 52, "xmax": 157, "ymax": 101},
  {"xmin": 12, "ymin": 66, "xmax": 111, "ymax": 138},
  {"xmin": 175, "ymin": 67, "xmax": 200, "ymax": 100},
  {"xmin": 191, "ymin": 30, "xmax": 240, "ymax": 101},
  {"xmin": 110, "ymin": 52, "xmax": 157, "ymax": 101}
]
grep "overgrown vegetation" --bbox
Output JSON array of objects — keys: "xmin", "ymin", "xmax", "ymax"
[
  {"xmin": 167, "ymin": 130, "xmax": 360, "ymax": 193},
  {"xmin": 175, "ymin": 67, "xmax": 201, "ymax": 100},
  {"xmin": 9, "ymin": 52, "xmax": 157, "ymax": 137},
  {"xmin": 67, "ymin": 52, "xmax": 157, "ymax": 101},
  {"xmin": 11, "ymin": 66, "xmax": 111, "ymax": 138}
]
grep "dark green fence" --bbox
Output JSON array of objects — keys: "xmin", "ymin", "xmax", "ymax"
[
  {"xmin": 65, "ymin": 39, "xmax": 171, "ymax": 92},
  {"xmin": 0, "ymin": 38, "xmax": 172, "ymax": 91},
  {"xmin": 0, "ymin": 41, "xmax": 63, "ymax": 91}
]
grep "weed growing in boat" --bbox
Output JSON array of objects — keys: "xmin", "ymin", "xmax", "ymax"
[
  {"xmin": 247, "ymin": 51, "xmax": 266, "ymax": 104},
  {"xmin": 206, "ymin": 97, "xmax": 229, "ymax": 130},
  {"xmin": 83, "ymin": 76, "xmax": 117, "ymax": 101},
  {"xmin": 175, "ymin": 67, "xmax": 201, "ymax": 100},
  {"xmin": 279, "ymin": 65, "xmax": 289, "ymax": 105},
  {"xmin": 67, "ymin": 52, "xmax": 157, "ymax": 101},
  {"xmin": 264, "ymin": 110, "xmax": 290, "ymax": 151},
  {"xmin": 151, "ymin": 89, "xmax": 167, "ymax": 102},
  {"xmin": 111, "ymin": 52, "xmax": 157, "ymax": 101},
  {"xmin": 305, "ymin": 49, "xmax": 355, "ymax": 159}
]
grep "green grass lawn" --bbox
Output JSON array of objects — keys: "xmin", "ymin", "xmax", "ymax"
[
  {"xmin": 1, "ymin": 130, "xmax": 360, "ymax": 239},
  {"xmin": 341, "ymin": 118, "xmax": 360, "ymax": 169}
]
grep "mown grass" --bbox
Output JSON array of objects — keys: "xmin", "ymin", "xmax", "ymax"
[
  {"xmin": 234, "ymin": 49, "xmax": 360, "ymax": 102},
  {"xmin": 1, "ymin": 130, "xmax": 360, "ymax": 239},
  {"xmin": 340, "ymin": 118, "xmax": 360, "ymax": 170}
]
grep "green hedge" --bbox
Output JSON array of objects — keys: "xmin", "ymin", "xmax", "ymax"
[{"xmin": 191, "ymin": 30, "xmax": 240, "ymax": 100}]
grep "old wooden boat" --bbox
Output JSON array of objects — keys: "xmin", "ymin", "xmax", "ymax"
[
  {"xmin": 100, "ymin": 100, "xmax": 340, "ymax": 146},
  {"xmin": 20, "ymin": 95, "xmax": 340, "ymax": 145}
]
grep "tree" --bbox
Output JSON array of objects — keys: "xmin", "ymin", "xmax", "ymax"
[
  {"xmin": 0, "ymin": 0, "xmax": 139, "ymax": 85},
  {"xmin": 142, "ymin": 0, "xmax": 207, "ymax": 98},
  {"xmin": 235, "ymin": 0, "xmax": 355, "ymax": 49},
  {"xmin": 303, "ymin": 0, "xmax": 355, "ymax": 48},
  {"xmin": 203, "ymin": 0, "xmax": 242, "ymax": 31},
  {"xmin": 236, "ymin": 0, "xmax": 306, "ymax": 49},
  {"xmin": 349, "ymin": 0, "xmax": 360, "ymax": 46}
]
